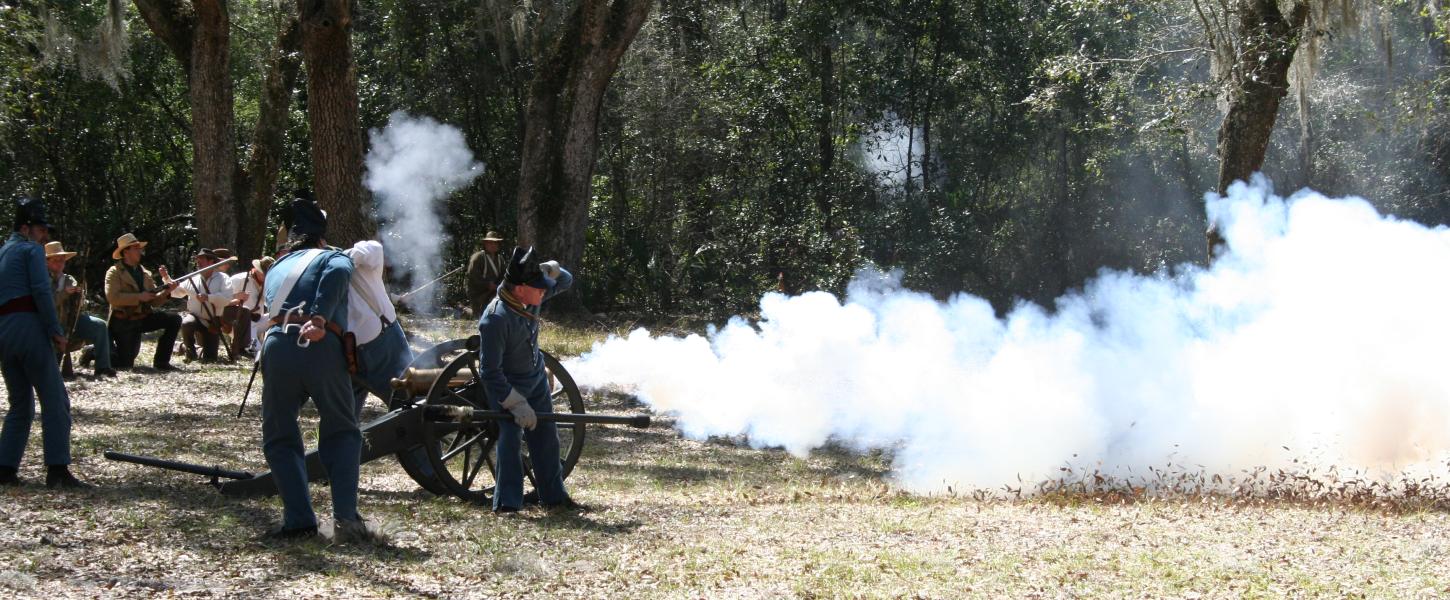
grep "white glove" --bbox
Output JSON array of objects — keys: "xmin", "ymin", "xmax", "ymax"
[
  {"xmin": 539, "ymin": 260, "xmax": 562, "ymax": 280},
  {"xmin": 500, "ymin": 388, "xmax": 537, "ymax": 430}
]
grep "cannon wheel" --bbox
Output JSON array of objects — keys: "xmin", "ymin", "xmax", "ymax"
[
  {"xmin": 390, "ymin": 338, "xmax": 473, "ymax": 496},
  {"xmin": 419, "ymin": 349, "xmax": 586, "ymax": 504}
]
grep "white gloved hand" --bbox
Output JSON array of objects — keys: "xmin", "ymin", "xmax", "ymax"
[
  {"xmin": 539, "ymin": 260, "xmax": 562, "ymax": 280},
  {"xmin": 500, "ymin": 388, "xmax": 537, "ymax": 430}
]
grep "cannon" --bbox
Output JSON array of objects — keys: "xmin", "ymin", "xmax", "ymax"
[{"xmin": 106, "ymin": 336, "xmax": 649, "ymax": 504}]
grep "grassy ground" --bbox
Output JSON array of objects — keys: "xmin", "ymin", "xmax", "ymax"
[{"xmin": 1, "ymin": 317, "xmax": 1448, "ymax": 598}]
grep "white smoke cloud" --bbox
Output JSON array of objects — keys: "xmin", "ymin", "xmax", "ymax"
[
  {"xmin": 365, "ymin": 111, "xmax": 484, "ymax": 314},
  {"xmin": 568, "ymin": 176, "xmax": 1450, "ymax": 494}
]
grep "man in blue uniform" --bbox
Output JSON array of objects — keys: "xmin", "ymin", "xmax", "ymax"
[
  {"xmin": 258, "ymin": 197, "xmax": 364, "ymax": 539},
  {"xmin": 478, "ymin": 246, "xmax": 580, "ymax": 513},
  {"xmin": 0, "ymin": 197, "xmax": 89, "ymax": 488}
]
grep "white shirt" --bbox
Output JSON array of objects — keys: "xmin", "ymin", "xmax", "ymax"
[
  {"xmin": 343, "ymin": 240, "xmax": 398, "ymax": 345},
  {"xmin": 228, "ymin": 270, "xmax": 264, "ymax": 312},
  {"xmin": 170, "ymin": 269, "xmax": 232, "ymax": 322}
]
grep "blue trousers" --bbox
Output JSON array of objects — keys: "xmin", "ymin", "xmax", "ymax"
[
  {"xmin": 260, "ymin": 330, "xmax": 361, "ymax": 529},
  {"xmin": 491, "ymin": 373, "xmax": 569, "ymax": 510},
  {"xmin": 0, "ymin": 313, "xmax": 71, "ymax": 467},
  {"xmin": 72, "ymin": 314, "xmax": 112, "ymax": 371},
  {"xmin": 352, "ymin": 320, "xmax": 414, "ymax": 414}
]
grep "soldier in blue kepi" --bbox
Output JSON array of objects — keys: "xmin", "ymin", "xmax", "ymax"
[
  {"xmin": 478, "ymin": 245, "xmax": 582, "ymax": 513},
  {"xmin": 258, "ymin": 194, "xmax": 376, "ymax": 542},
  {"xmin": 0, "ymin": 196, "xmax": 90, "ymax": 488}
]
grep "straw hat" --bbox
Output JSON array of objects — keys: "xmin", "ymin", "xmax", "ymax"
[
  {"xmin": 112, "ymin": 233, "xmax": 146, "ymax": 259},
  {"xmin": 252, "ymin": 256, "xmax": 275, "ymax": 273},
  {"xmin": 483, "ymin": 230, "xmax": 504, "ymax": 242},
  {"xmin": 44, "ymin": 241, "xmax": 76, "ymax": 261}
]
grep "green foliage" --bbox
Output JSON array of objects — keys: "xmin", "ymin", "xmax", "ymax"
[{"xmin": 2, "ymin": 0, "xmax": 1447, "ymax": 315}]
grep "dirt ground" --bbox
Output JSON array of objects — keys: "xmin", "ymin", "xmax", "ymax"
[{"xmin": 2, "ymin": 329, "xmax": 1449, "ymax": 599}]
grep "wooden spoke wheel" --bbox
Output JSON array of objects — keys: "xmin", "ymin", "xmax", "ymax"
[
  {"xmin": 419, "ymin": 348, "xmax": 587, "ymax": 503},
  {"xmin": 391, "ymin": 338, "xmax": 474, "ymax": 496}
]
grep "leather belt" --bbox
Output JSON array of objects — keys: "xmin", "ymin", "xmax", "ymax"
[
  {"xmin": 0, "ymin": 295, "xmax": 37, "ymax": 315},
  {"xmin": 269, "ymin": 313, "xmax": 346, "ymax": 337}
]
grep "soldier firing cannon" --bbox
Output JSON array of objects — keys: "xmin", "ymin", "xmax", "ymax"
[{"xmin": 106, "ymin": 336, "xmax": 649, "ymax": 504}]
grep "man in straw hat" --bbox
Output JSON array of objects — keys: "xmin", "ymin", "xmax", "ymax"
[
  {"xmin": 45, "ymin": 241, "xmax": 116, "ymax": 378},
  {"xmin": 0, "ymin": 196, "xmax": 90, "ymax": 488},
  {"xmin": 225, "ymin": 255, "xmax": 273, "ymax": 358},
  {"xmin": 167, "ymin": 248, "xmax": 233, "ymax": 363},
  {"xmin": 466, "ymin": 230, "xmax": 507, "ymax": 316},
  {"xmin": 104, "ymin": 232, "xmax": 182, "ymax": 371}
]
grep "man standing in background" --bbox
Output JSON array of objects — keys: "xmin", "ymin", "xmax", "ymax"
[{"xmin": 466, "ymin": 231, "xmax": 507, "ymax": 316}]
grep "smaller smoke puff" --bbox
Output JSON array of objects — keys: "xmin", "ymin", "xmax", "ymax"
[
  {"xmin": 365, "ymin": 111, "xmax": 483, "ymax": 314},
  {"xmin": 568, "ymin": 177, "xmax": 1450, "ymax": 494}
]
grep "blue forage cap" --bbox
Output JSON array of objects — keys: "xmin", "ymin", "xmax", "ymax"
[{"xmin": 289, "ymin": 191, "xmax": 327, "ymax": 238}]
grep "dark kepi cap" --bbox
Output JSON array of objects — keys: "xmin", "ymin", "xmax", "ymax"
[
  {"xmin": 503, "ymin": 246, "xmax": 545, "ymax": 287},
  {"xmin": 289, "ymin": 194, "xmax": 327, "ymax": 238},
  {"xmin": 13, "ymin": 195, "xmax": 49, "ymax": 229}
]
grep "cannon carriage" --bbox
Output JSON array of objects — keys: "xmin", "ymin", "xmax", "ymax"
[{"xmin": 106, "ymin": 337, "xmax": 649, "ymax": 504}]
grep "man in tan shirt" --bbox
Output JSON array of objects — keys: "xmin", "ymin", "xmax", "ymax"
[{"xmin": 104, "ymin": 233, "xmax": 182, "ymax": 371}]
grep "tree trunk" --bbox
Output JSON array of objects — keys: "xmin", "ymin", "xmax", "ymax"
[
  {"xmin": 1208, "ymin": 0, "xmax": 1308, "ymax": 256},
  {"xmin": 133, "ymin": 0, "xmax": 235, "ymax": 251},
  {"xmin": 515, "ymin": 0, "xmax": 652, "ymax": 314},
  {"xmin": 234, "ymin": 17, "xmax": 303, "ymax": 261},
  {"xmin": 189, "ymin": 0, "xmax": 235, "ymax": 251},
  {"xmin": 298, "ymin": 0, "xmax": 371, "ymax": 248}
]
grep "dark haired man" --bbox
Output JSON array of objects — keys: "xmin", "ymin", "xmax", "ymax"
[
  {"xmin": 258, "ymin": 196, "xmax": 372, "ymax": 541},
  {"xmin": 0, "ymin": 197, "xmax": 89, "ymax": 488},
  {"xmin": 477, "ymin": 246, "xmax": 579, "ymax": 513}
]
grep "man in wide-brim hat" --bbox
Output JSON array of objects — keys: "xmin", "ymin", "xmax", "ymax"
[
  {"xmin": 466, "ymin": 230, "xmax": 507, "ymax": 316},
  {"xmin": 45, "ymin": 242, "xmax": 116, "ymax": 379},
  {"xmin": 104, "ymin": 232, "xmax": 182, "ymax": 371}
]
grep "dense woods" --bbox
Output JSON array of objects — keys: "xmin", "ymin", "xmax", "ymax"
[{"xmin": 1, "ymin": 0, "xmax": 1446, "ymax": 316}]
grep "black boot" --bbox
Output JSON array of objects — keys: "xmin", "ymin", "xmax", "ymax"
[
  {"xmin": 0, "ymin": 466, "xmax": 19, "ymax": 486},
  {"xmin": 46, "ymin": 465, "xmax": 93, "ymax": 489}
]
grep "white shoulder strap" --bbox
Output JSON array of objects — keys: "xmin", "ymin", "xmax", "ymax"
[
  {"xmin": 349, "ymin": 275, "xmax": 386, "ymax": 319},
  {"xmin": 265, "ymin": 249, "xmax": 326, "ymax": 322}
]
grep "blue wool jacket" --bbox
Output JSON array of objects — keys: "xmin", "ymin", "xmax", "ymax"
[
  {"xmin": 477, "ymin": 268, "xmax": 573, "ymax": 403},
  {"xmin": 263, "ymin": 248, "xmax": 353, "ymax": 332},
  {"xmin": 0, "ymin": 232, "xmax": 63, "ymax": 338}
]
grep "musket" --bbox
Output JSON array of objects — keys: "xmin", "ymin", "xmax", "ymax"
[
  {"xmin": 395, "ymin": 264, "xmax": 465, "ymax": 302},
  {"xmin": 149, "ymin": 256, "xmax": 238, "ymax": 294}
]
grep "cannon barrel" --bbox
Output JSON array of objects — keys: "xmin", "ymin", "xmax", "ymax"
[
  {"xmin": 104, "ymin": 450, "xmax": 255, "ymax": 483},
  {"xmin": 423, "ymin": 405, "xmax": 651, "ymax": 428},
  {"xmin": 390, "ymin": 367, "xmax": 472, "ymax": 395}
]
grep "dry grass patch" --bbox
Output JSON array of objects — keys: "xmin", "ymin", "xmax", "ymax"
[{"xmin": 0, "ymin": 321, "xmax": 1447, "ymax": 598}]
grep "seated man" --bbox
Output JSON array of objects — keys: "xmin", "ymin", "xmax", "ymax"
[
  {"xmin": 44, "ymin": 242, "xmax": 116, "ymax": 378},
  {"xmin": 477, "ymin": 246, "xmax": 580, "ymax": 513},
  {"xmin": 105, "ymin": 233, "xmax": 181, "ymax": 371},
  {"xmin": 225, "ymin": 255, "xmax": 272, "ymax": 358},
  {"xmin": 168, "ymin": 248, "xmax": 232, "ymax": 363}
]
